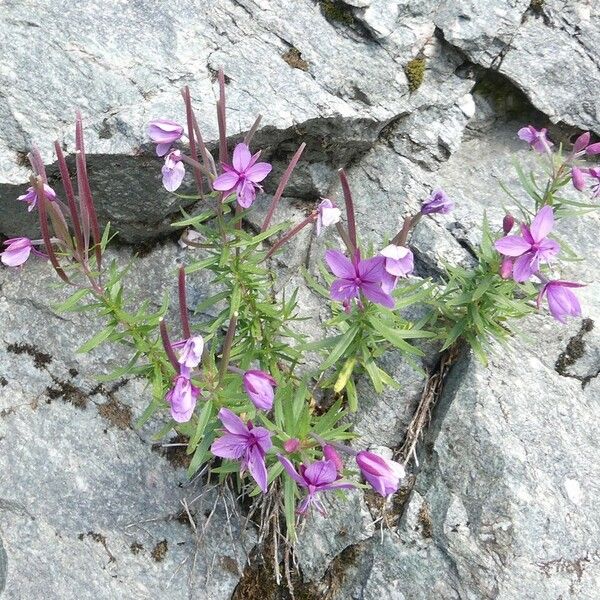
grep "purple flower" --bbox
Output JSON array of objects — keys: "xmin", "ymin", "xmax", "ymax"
[
  {"xmin": 537, "ymin": 280, "xmax": 584, "ymax": 324},
  {"xmin": 172, "ymin": 335, "xmax": 204, "ymax": 369},
  {"xmin": 211, "ymin": 408, "xmax": 273, "ymax": 493},
  {"xmin": 165, "ymin": 370, "xmax": 200, "ymax": 423},
  {"xmin": 148, "ymin": 119, "xmax": 184, "ymax": 156},
  {"xmin": 1, "ymin": 237, "xmax": 40, "ymax": 267},
  {"xmin": 243, "ymin": 369, "xmax": 277, "ymax": 411},
  {"xmin": 316, "ymin": 199, "xmax": 341, "ymax": 235},
  {"xmin": 277, "ymin": 455, "xmax": 354, "ymax": 515},
  {"xmin": 17, "ymin": 183, "xmax": 56, "ymax": 212},
  {"xmin": 325, "ymin": 250, "xmax": 394, "ymax": 309},
  {"xmin": 356, "ymin": 451, "xmax": 405, "ymax": 497},
  {"xmin": 517, "ymin": 125, "xmax": 553, "ymax": 153},
  {"xmin": 162, "ymin": 149, "xmax": 186, "ymax": 192},
  {"xmin": 212, "ymin": 143, "xmax": 272, "ymax": 208},
  {"xmin": 421, "ymin": 189, "xmax": 454, "ymax": 215},
  {"xmin": 379, "ymin": 244, "xmax": 414, "ymax": 294},
  {"xmin": 494, "ymin": 205, "xmax": 559, "ymax": 282}
]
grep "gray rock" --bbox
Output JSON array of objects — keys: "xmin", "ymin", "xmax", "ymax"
[
  {"xmin": 0, "ymin": 0, "xmax": 470, "ymax": 243},
  {"xmin": 296, "ymin": 489, "xmax": 375, "ymax": 582},
  {"xmin": 0, "ymin": 242, "xmax": 255, "ymax": 599},
  {"xmin": 436, "ymin": 0, "xmax": 600, "ymax": 134}
]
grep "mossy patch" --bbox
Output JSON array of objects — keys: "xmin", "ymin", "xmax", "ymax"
[
  {"xmin": 152, "ymin": 434, "xmax": 191, "ymax": 469},
  {"xmin": 130, "ymin": 541, "xmax": 144, "ymax": 555},
  {"xmin": 97, "ymin": 396, "xmax": 132, "ymax": 429},
  {"xmin": 404, "ymin": 58, "xmax": 426, "ymax": 92},
  {"xmin": 319, "ymin": 1, "xmax": 354, "ymax": 26},
  {"xmin": 151, "ymin": 539, "xmax": 168, "ymax": 562},
  {"xmin": 555, "ymin": 318, "xmax": 595, "ymax": 387},
  {"xmin": 46, "ymin": 377, "xmax": 88, "ymax": 409},
  {"xmin": 7, "ymin": 342, "xmax": 52, "ymax": 369},
  {"xmin": 282, "ymin": 47, "xmax": 309, "ymax": 72},
  {"xmin": 530, "ymin": 0, "xmax": 545, "ymax": 12},
  {"xmin": 418, "ymin": 502, "xmax": 433, "ymax": 538}
]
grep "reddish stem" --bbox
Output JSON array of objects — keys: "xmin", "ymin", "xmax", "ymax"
[
  {"xmin": 159, "ymin": 320, "xmax": 180, "ymax": 371},
  {"xmin": 265, "ymin": 212, "xmax": 317, "ymax": 260},
  {"xmin": 338, "ymin": 169, "xmax": 356, "ymax": 253},
  {"xmin": 243, "ymin": 115, "xmax": 262, "ymax": 146},
  {"xmin": 217, "ymin": 69, "xmax": 228, "ymax": 165},
  {"xmin": 178, "ymin": 265, "xmax": 191, "ymax": 339},
  {"xmin": 75, "ymin": 113, "xmax": 102, "ymax": 270},
  {"xmin": 261, "ymin": 142, "xmax": 306, "ymax": 232},
  {"xmin": 33, "ymin": 176, "xmax": 70, "ymax": 285},
  {"xmin": 182, "ymin": 86, "xmax": 204, "ymax": 197},
  {"xmin": 54, "ymin": 141, "xmax": 84, "ymax": 258},
  {"xmin": 391, "ymin": 213, "xmax": 422, "ymax": 246},
  {"xmin": 28, "ymin": 147, "xmax": 48, "ymax": 183}
]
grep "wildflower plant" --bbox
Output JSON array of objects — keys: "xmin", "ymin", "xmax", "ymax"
[{"xmin": 3, "ymin": 61, "xmax": 595, "ymax": 551}]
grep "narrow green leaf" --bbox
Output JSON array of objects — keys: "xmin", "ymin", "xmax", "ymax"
[
  {"xmin": 77, "ymin": 326, "xmax": 115, "ymax": 353},
  {"xmin": 54, "ymin": 288, "xmax": 91, "ymax": 312}
]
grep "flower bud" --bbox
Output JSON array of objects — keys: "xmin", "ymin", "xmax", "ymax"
[
  {"xmin": 500, "ymin": 257, "xmax": 513, "ymax": 279},
  {"xmin": 571, "ymin": 167, "xmax": 587, "ymax": 191},
  {"xmin": 356, "ymin": 451, "xmax": 405, "ymax": 497},
  {"xmin": 323, "ymin": 445, "xmax": 343, "ymax": 474},
  {"xmin": 573, "ymin": 131, "xmax": 591, "ymax": 154},
  {"xmin": 502, "ymin": 214, "xmax": 515, "ymax": 234},
  {"xmin": 243, "ymin": 369, "xmax": 277, "ymax": 411},
  {"xmin": 586, "ymin": 142, "xmax": 600, "ymax": 155},
  {"xmin": 283, "ymin": 438, "xmax": 301, "ymax": 453}
]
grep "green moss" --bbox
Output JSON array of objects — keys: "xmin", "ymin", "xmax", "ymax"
[
  {"xmin": 530, "ymin": 0, "xmax": 544, "ymax": 11},
  {"xmin": 319, "ymin": 0, "xmax": 354, "ymax": 26},
  {"xmin": 404, "ymin": 58, "xmax": 426, "ymax": 92}
]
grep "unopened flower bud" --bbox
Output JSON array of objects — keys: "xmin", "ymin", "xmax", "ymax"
[
  {"xmin": 283, "ymin": 438, "xmax": 301, "ymax": 453},
  {"xmin": 502, "ymin": 214, "xmax": 515, "ymax": 234},
  {"xmin": 323, "ymin": 445, "xmax": 343, "ymax": 474},
  {"xmin": 243, "ymin": 369, "xmax": 277, "ymax": 411},
  {"xmin": 500, "ymin": 257, "xmax": 513, "ymax": 279}
]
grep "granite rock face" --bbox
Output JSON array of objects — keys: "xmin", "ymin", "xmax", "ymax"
[
  {"xmin": 0, "ymin": 244, "xmax": 254, "ymax": 599},
  {"xmin": 2, "ymin": 0, "xmax": 600, "ymax": 599}
]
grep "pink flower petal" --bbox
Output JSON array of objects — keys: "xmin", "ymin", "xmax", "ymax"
[
  {"xmin": 530, "ymin": 205, "xmax": 554, "ymax": 242},
  {"xmin": 277, "ymin": 454, "xmax": 307, "ymax": 487},
  {"xmin": 495, "ymin": 236, "xmax": 531, "ymax": 257},
  {"xmin": 245, "ymin": 162, "xmax": 272, "ymax": 183},
  {"xmin": 232, "ymin": 143, "xmax": 252, "ymax": 172},
  {"xmin": 218, "ymin": 408, "xmax": 248, "ymax": 436},
  {"xmin": 247, "ymin": 446, "xmax": 269, "ymax": 493},
  {"xmin": 361, "ymin": 283, "xmax": 395, "ymax": 309},
  {"xmin": 213, "ymin": 171, "xmax": 240, "ymax": 192},
  {"xmin": 512, "ymin": 253, "xmax": 536, "ymax": 282},
  {"xmin": 357, "ymin": 255, "xmax": 385, "ymax": 282},
  {"xmin": 303, "ymin": 460, "xmax": 337, "ymax": 486},
  {"xmin": 325, "ymin": 250, "xmax": 355, "ymax": 279},
  {"xmin": 330, "ymin": 279, "xmax": 359, "ymax": 302},
  {"xmin": 211, "ymin": 433, "xmax": 248, "ymax": 460}
]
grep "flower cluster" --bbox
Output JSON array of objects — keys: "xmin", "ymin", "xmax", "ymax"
[{"xmin": 4, "ymin": 71, "xmax": 593, "ymax": 542}]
